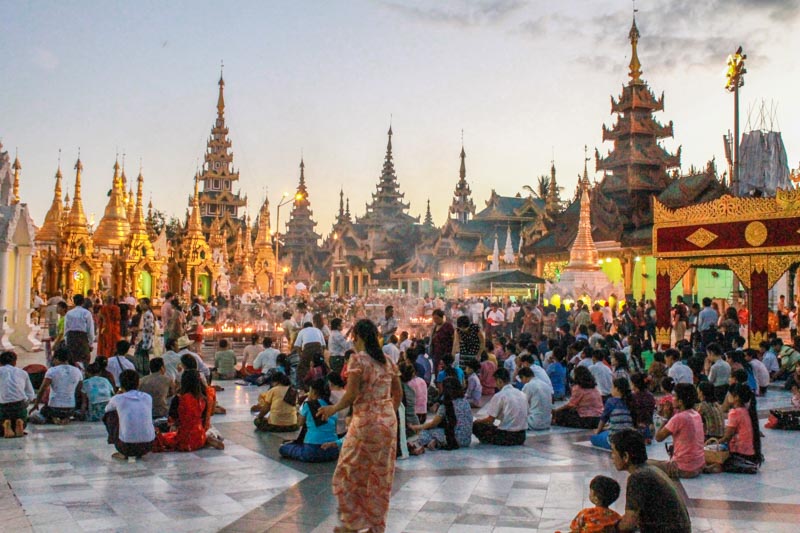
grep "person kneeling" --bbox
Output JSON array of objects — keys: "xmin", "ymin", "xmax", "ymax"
[
  {"xmin": 279, "ymin": 378, "xmax": 340, "ymax": 462},
  {"xmin": 472, "ymin": 368, "xmax": 528, "ymax": 446},
  {"xmin": 103, "ymin": 370, "xmax": 156, "ymax": 461}
]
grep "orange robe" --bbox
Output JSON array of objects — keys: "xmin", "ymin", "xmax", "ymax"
[
  {"xmin": 155, "ymin": 393, "xmax": 208, "ymax": 452},
  {"xmin": 97, "ymin": 304, "xmax": 121, "ymax": 357}
]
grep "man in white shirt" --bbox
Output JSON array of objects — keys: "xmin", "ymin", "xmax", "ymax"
[
  {"xmin": 104, "ymin": 369, "xmax": 156, "ymax": 461},
  {"xmin": 294, "ymin": 322, "xmax": 325, "ymax": 388},
  {"xmin": 485, "ymin": 303, "xmax": 505, "ymax": 340},
  {"xmin": 518, "ymin": 367, "xmax": 553, "ymax": 430},
  {"xmin": 398, "ymin": 331, "xmax": 413, "ymax": 355},
  {"xmin": 382, "ymin": 336, "xmax": 401, "ymax": 365},
  {"xmin": 378, "ymin": 306, "xmax": 398, "ymax": 344},
  {"xmin": 472, "ymin": 368, "xmax": 528, "ymax": 446},
  {"xmin": 665, "ymin": 350, "xmax": 694, "ymax": 384},
  {"xmin": 176, "ymin": 336, "xmax": 210, "ymax": 381},
  {"xmin": 31, "ymin": 349, "xmax": 83, "ymax": 424},
  {"xmin": 106, "ymin": 340, "xmax": 136, "ymax": 387},
  {"xmin": 64, "ymin": 294, "xmax": 95, "ymax": 365},
  {"xmin": 1, "ymin": 351, "xmax": 36, "ymax": 437},
  {"xmin": 253, "ymin": 337, "xmax": 280, "ymax": 374},
  {"xmin": 745, "ymin": 350, "xmax": 770, "ymax": 395},
  {"xmin": 590, "ymin": 352, "xmax": 614, "ymax": 401},
  {"xmin": 161, "ymin": 338, "xmax": 182, "ymax": 382},
  {"xmin": 241, "ymin": 334, "xmax": 264, "ymax": 374}
]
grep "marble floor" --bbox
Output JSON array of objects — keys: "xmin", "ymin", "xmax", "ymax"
[{"xmin": 1, "ymin": 379, "xmax": 799, "ymax": 533}]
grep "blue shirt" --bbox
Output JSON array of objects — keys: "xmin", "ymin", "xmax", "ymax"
[
  {"xmin": 300, "ymin": 400, "xmax": 338, "ymax": 445},
  {"xmin": 437, "ymin": 367, "xmax": 465, "ymax": 385},
  {"xmin": 546, "ymin": 362, "xmax": 567, "ymax": 397}
]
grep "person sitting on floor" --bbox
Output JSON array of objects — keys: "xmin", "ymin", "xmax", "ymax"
[
  {"xmin": 80, "ymin": 362, "xmax": 115, "ymax": 422},
  {"xmin": 155, "ymin": 369, "xmax": 223, "ymax": 451},
  {"xmin": 106, "ymin": 340, "xmax": 136, "ymax": 389},
  {"xmin": 651, "ymin": 383, "xmax": 706, "ymax": 479},
  {"xmin": 213, "ymin": 339, "xmax": 238, "ymax": 380},
  {"xmin": 552, "ymin": 365, "xmax": 604, "ymax": 429},
  {"xmin": 139, "ymin": 358, "xmax": 177, "ymax": 419},
  {"xmin": 253, "ymin": 372, "xmax": 299, "ymax": 432},
  {"xmin": 563, "ymin": 475, "xmax": 622, "ymax": 533},
  {"xmin": 696, "ymin": 381, "xmax": 725, "ymax": 439},
  {"xmin": 103, "ymin": 369, "xmax": 156, "ymax": 461},
  {"xmin": 409, "ymin": 376, "xmax": 474, "ymax": 452},
  {"xmin": 472, "ymin": 368, "xmax": 528, "ymax": 446},
  {"xmin": 463, "ymin": 359, "xmax": 483, "ymax": 408},
  {"xmin": 29, "ymin": 347, "xmax": 83, "ymax": 425},
  {"xmin": 708, "ymin": 383, "xmax": 764, "ymax": 473},
  {"xmin": 0, "ymin": 351, "xmax": 35, "ymax": 438},
  {"xmin": 518, "ymin": 366, "xmax": 552, "ymax": 431},
  {"xmin": 591, "ymin": 377, "xmax": 635, "ymax": 450},
  {"xmin": 279, "ymin": 378, "xmax": 340, "ymax": 463}
]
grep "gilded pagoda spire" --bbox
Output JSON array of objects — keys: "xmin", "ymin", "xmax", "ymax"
[
  {"xmin": 11, "ymin": 152, "xmax": 21, "ymax": 205},
  {"xmin": 186, "ymin": 173, "xmax": 204, "ymax": 237},
  {"xmin": 628, "ymin": 15, "xmax": 642, "ymax": 85},
  {"xmin": 254, "ymin": 196, "xmax": 273, "ymax": 248},
  {"xmin": 129, "ymin": 170, "xmax": 148, "ymax": 238},
  {"xmin": 243, "ymin": 214, "xmax": 254, "ymax": 258},
  {"xmin": 94, "ymin": 158, "xmax": 132, "ymax": 248},
  {"xmin": 67, "ymin": 157, "xmax": 88, "ymax": 233},
  {"xmin": 449, "ymin": 144, "xmax": 476, "ymax": 223},
  {"xmin": 565, "ymin": 166, "xmax": 599, "ymax": 271},
  {"xmin": 36, "ymin": 162, "xmax": 65, "ymax": 243},
  {"xmin": 217, "ymin": 67, "xmax": 225, "ymax": 118}
]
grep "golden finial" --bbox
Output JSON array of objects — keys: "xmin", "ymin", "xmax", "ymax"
[{"xmin": 628, "ymin": 9, "xmax": 642, "ymax": 84}]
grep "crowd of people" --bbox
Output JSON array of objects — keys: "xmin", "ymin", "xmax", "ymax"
[{"xmin": 4, "ymin": 289, "xmax": 800, "ymax": 532}]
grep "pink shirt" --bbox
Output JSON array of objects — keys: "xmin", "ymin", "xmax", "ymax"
[
  {"xmin": 664, "ymin": 409, "xmax": 706, "ymax": 471},
  {"xmin": 566, "ymin": 386, "xmax": 603, "ymax": 417},
  {"xmin": 408, "ymin": 377, "xmax": 428, "ymax": 415},
  {"xmin": 727, "ymin": 407, "xmax": 755, "ymax": 456},
  {"xmin": 480, "ymin": 360, "xmax": 497, "ymax": 396}
]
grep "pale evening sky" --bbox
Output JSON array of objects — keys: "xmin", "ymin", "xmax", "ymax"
[{"xmin": 2, "ymin": 0, "xmax": 799, "ymax": 236}]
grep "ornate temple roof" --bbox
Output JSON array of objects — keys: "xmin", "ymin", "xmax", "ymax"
[
  {"xmin": 64, "ymin": 158, "xmax": 89, "ymax": 239},
  {"xmin": 283, "ymin": 159, "xmax": 321, "ymax": 253},
  {"xmin": 449, "ymin": 146, "xmax": 476, "ymax": 224}
]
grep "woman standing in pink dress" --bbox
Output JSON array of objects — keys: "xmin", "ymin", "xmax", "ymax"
[{"xmin": 319, "ymin": 319, "xmax": 402, "ymax": 533}]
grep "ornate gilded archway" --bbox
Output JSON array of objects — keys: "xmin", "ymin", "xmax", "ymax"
[{"xmin": 653, "ymin": 191, "xmax": 800, "ymax": 346}]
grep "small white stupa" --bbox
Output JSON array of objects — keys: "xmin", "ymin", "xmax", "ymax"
[{"xmin": 544, "ymin": 155, "xmax": 623, "ymax": 303}]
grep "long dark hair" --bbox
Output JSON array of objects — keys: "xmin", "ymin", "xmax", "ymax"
[
  {"xmin": 573, "ymin": 365, "xmax": 596, "ymax": 389},
  {"xmin": 440, "ymin": 376, "xmax": 463, "ymax": 450},
  {"xmin": 730, "ymin": 383, "xmax": 762, "ymax": 463},
  {"xmin": 613, "ymin": 377, "xmax": 634, "ymax": 411},
  {"xmin": 180, "ymin": 369, "xmax": 206, "ymax": 399},
  {"xmin": 354, "ymin": 319, "xmax": 385, "ymax": 364},
  {"xmin": 628, "ymin": 336, "xmax": 645, "ymax": 372}
]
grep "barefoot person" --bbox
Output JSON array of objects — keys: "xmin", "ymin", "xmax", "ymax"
[
  {"xmin": 103, "ymin": 370, "xmax": 156, "ymax": 461},
  {"xmin": 319, "ymin": 319, "xmax": 402, "ymax": 533},
  {"xmin": 0, "ymin": 351, "xmax": 35, "ymax": 437}
]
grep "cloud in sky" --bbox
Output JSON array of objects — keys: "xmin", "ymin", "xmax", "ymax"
[{"xmin": 381, "ymin": 0, "xmax": 526, "ymax": 27}]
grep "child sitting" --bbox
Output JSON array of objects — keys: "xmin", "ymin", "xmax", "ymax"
[{"xmin": 563, "ymin": 475, "xmax": 622, "ymax": 533}]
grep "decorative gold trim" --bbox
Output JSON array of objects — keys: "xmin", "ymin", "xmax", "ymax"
[
  {"xmin": 744, "ymin": 221, "xmax": 768, "ymax": 247},
  {"xmin": 725, "ymin": 256, "xmax": 752, "ymax": 289},
  {"xmin": 768, "ymin": 254, "xmax": 800, "ymax": 289},
  {"xmin": 686, "ymin": 228, "xmax": 719, "ymax": 248},
  {"xmin": 654, "ymin": 189, "xmax": 800, "ymax": 227},
  {"xmin": 750, "ymin": 330, "xmax": 768, "ymax": 348},
  {"xmin": 656, "ymin": 327, "xmax": 672, "ymax": 346}
]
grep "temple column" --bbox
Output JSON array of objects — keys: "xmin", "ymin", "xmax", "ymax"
[
  {"xmin": 655, "ymin": 263, "xmax": 673, "ymax": 349},
  {"xmin": 338, "ymin": 271, "xmax": 345, "ymax": 296},
  {"xmin": 535, "ymin": 259, "xmax": 544, "ymax": 278},
  {"xmin": 749, "ymin": 266, "xmax": 769, "ymax": 347},
  {"xmin": 347, "ymin": 271, "xmax": 353, "ymax": 295},
  {"xmin": 622, "ymin": 256, "xmax": 633, "ymax": 299},
  {"xmin": 681, "ymin": 268, "xmax": 696, "ymax": 305},
  {"xmin": 366, "ymin": 272, "xmax": 371, "ymax": 296},
  {"xmin": 10, "ymin": 245, "xmax": 41, "ymax": 350},
  {"xmin": 357, "ymin": 270, "xmax": 364, "ymax": 297},
  {"xmin": 397, "ymin": 279, "xmax": 402, "ymax": 291},
  {"xmin": 330, "ymin": 269, "xmax": 335, "ymax": 296},
  {"xmin": 0, "ymin": 244, "xmax": 11, "ymax": 348}
]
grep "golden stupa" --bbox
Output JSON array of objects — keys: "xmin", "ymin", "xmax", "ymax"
[{"xmin": 93, "ymin": 159, "xmax": 131, "ymax": 249}]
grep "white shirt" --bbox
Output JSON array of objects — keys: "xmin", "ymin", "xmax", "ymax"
[
  {"xmin": 530, "ymin": 364, "xmax": 553, "ymax": 394},
  {"xmin": 253, "ymin": 348, "xmax": 280, "ymax": 373},
  {"xmin": 162, "ymin": 351, "xmax": 182, "ymax": 381},
  {"xmin": 64, "ymin": 306, "xmax": 95, "ymax": 344},
  {"xmin": 328, "ymin": 331, "xmax": 352, "ymax": 357},
  {"xmin": 668, "ymin": 362, "xmax": 694, "ymax": 384},
  {"xmin": 522, "ymin": 378, "xmax": 553, "ymax": 430},
  {"xmin": 44, "ymin": 365, "xmax": 84, "ymax": 408},
  {"xmin": 749, "ymin": 358, "xmax": 770, "ymax": 388},
  {"xmin": 382, "ymin": 343, "xmax": 400, "ymax": 364},
  {"xmin": 486, "ymin": 309, "xmax": 505, "ymax": 325},
  {"xmin": 590, "ymin": 361, "xmax": 614, "ymax": 396},
  {"xmin": 294, "ymin": 327, "xmax": 325, "ymax": 348},
  {"xmin": 479, "ymin": 384, "xmax": 528, "ymax": 432},
  {"xmin": 105, "ymin": 390, "xmax": 156, "ymax": 443},
  {"xmin": 762, "ymin": 351, "xmax": 780, "ymax": 374},
  {"xmin": 177, "ymin": 349, "xmax": 209, "ymax": 378},
  {"xmin": 399, "ymin": 338, "xmax": 412, "ymax": 354},
  {"xmin": 0, "ymin": 365, "xmax": 35, "ymax": 403},
  {"xmin": 107, "ymin": 355, "xmax": 136, "ymax": 387}
]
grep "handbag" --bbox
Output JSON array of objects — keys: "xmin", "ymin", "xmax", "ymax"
[
  {"xmin": 704, "ymin": 438, "xmax": 730, "ymax": 465},
  {"xmin": 282, "ymin": 386, "xmax": 298, "ymax": 407}
]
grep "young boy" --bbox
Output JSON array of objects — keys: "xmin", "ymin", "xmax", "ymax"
[
  {"xmin": 564, "ymin": 475, "xmax": 622, "ymax": 532},
  {"xmin": 463, "ymin": 359, "xmax": 482, "ymax": 407}
]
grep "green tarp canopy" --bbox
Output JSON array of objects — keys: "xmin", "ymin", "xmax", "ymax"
[{"xmin": 445, "ymin": 269, "xmax": 546, "ymax": 287}]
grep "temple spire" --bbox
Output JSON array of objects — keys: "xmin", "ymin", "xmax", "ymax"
[
  {"xmin": 545, "ymin": 159, "xmax": 561, "ymax": 215},
  {"xmin": 217, "ymin": 62, "xmax": 225, "ymax": 117},
  {"xmin": 424, "ymin": 199, "xmax": 433, "ymax": 227},
  {"xmin": 628, "ymin": 15, "xmax": 642, "ymax": 84},
  {"xmin": 10, "ymin": 151, "xmax": 21, "ymax": 205},
  {"xmin": 67, "ymin": 157, "xmax": 88, "ymax": 231},
  {"xmin": 94, "ymin": 158, "xmax": 132, "ymax": 248},
  {"xmin": 345, "ymin": 197, "xmax": 351, "ymax": 219},
  {"xmin": 186, "ymin": 173, "xmax": 204, "ymax": 236},
  {"xmin": 36, "ymin": 160, "xmax": 66, "ymax": 243},
  {"xmin": 564, "ymin": 160, "xmax": 599, "ymax": 271},
  {"xmin": 449, "ymin": 144, "xmax": 475, "ymax": 223},
  {"xmin": 130, "ymin": 169, "xmax": 148, "ymax": 237},
  {"xmin": 582, "ymin": 145, "xmax": 591, "ymax": 187}
]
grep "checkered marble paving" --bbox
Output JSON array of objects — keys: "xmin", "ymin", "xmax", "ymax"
[{"xmin": 2, "ymin": 382, "xmax": 800, "ymax": 532}]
